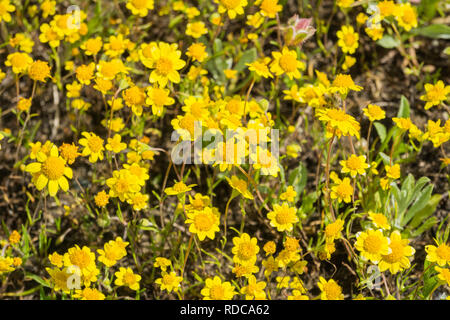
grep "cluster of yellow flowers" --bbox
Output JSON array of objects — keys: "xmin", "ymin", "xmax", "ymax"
[
  {"xmin": 46, "ymin": 237, "xmax": 142, "ymax": 299},
  {"xmin": 0, "ymin": 231, "xmax": 23, "ymax": 276}
]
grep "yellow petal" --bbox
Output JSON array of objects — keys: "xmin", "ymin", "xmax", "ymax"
[
  {"xmin": 58, "ymin": 177, "xmax": 69, "ymax": 192},
  {"xmin": 48, "ymin": 180, "xmax": 59, "ymax": 196},
  {"xmin": 25, "ymin": 162, "xmax": 42, "ymax": 173},
  {"xmin": 64, "ymin": 167, "xmax": 73, "ymax": 179},
  {"xmin": 35, "ymin": 174, "xmax": 48, "ymax": 190}
]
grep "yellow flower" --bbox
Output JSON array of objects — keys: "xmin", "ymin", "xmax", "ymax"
[
  {"xmin": 154, "ymin": 257, "xmax": 172, "ymax": 271},
  {"xmin": 329, "ymin": 73, "xmax": 363, "ymax": 96},
  {"xmin": 17, "ymin": 97, "xmax": 32, "ymax": 112},
  {"xmin": 78, "ymin": 132, "xmax": 105, "ymax": 163},
  {"xmin": 317, "ymin": 277, "xmax": 344, "ymax": 300},
  {"xmin": 330, "ymin": 177, "xmax": 353, "ymax": 203},
  {"xmin": 165, "ymin": 181, "xmax": 196, "ymax": 195},
  {"xmin": 0, "ymin": 0, "xmax": 15, "ymax": 23},
  {"xmin": 379, "ymin": 231, "xmax": 415, "ymax": 274},
  {"xmin": 97, "ymin": 237, "xmax": 128, "ymax": 267},
  {"xmin": 63, "ymin": 245, "xmax": 96, "ymax": 274},
  {"xmin": 186, "ymin": 21, "xmax": 208, "ymax": 39},
  {"xmin": 104, "ymin": 34, "xmax": 129, "ymax": 57},
  {"xmin": 378, "ymin": 0, "xmax": 398, "ymax": 19},
  {"xmin": 74, "ymin": 288, "xmax": 105, "ymax": 300},
  {"xmin": 340, "ymin": 154, "xmax": 368, "ymax": 177},
  {"xmin": 395, "ymin": 3, "xmax": 417, "ymax": 31},
  {"xmin": 224, "ymin": 69, "xmax": 237, "ymax": 80},
  {"xmin": 45, "ymin": 267, "xmax": 69, "ymax": 292},
  {"xmin": 365, "ymin": 24, "xmax": 384, "ymax": 41},
  {"xmin": 58, "ymin": 143, "xmax": 79, "ymax": 165},
  {"xmin": 226, "ymin": 175, "xmax": 253, "ymax": 199},
  {"xmin": 232, "ymin": 233, "xmax": 260, "ymax": 265},
  {"xmin": 25, "ymin": 145, "xmax": 72, "ymax": 197},
  {"xmin": 186, "ymin": 43, "xmax": 208, "ymax": 62},
  {"xmin": 146, "ymin": 86, "xmax": 174, "ymax": 116},
  {"xmin": 114, "ymin": 267, "xmax": 141, "ymax": 291},
  {"xmin": 41, "ymin": 0, "xmax": 56, "ymax": 18},
  {"xmin": 420, "ymin": 81, "xmax": 450, "ymax": 110},
  {"xmin": 5, "ymin": 52, "xmax": 33, "ymax": 74},
  {"xmin": 105, "ymin": 134, "xmax": 127, "ymax": 153},
  {"xmin": 241, "ymin": 275, "xmax": 266, "ymax": 300},
  {"xmin": 336, "ymin": 0, "xmax": 355, "ymax": 9},
  {"xmin": 368, "ymin": 211, "xmax": 390, "ymax": 230},
  {"xmin": 435, "ymin": 267, "xmax": 450, "ymax": 286},
  {"xmin": 363, "ymin": 104, "xmax": 385, "ymax": 122},
  {"xmin": 10, "ymin": 33, "xmax": 34, "ymax": 53},
  {"xmin": 75, "ymin": 63, "xmax": 96, "ymax": 85},
  {"xmin": 127, "ymin": 192, "xmax": 149, "ymax": 211},
  {"xmin": 28, "ymin": 60, "xmax": 50, "ymax": 82},
  {"xmin": 288, "ymin": 290, "xmax": 309, "ymax": 300},
  {"xmin": 94, "ymin": 190, "xmax": 110, "ymax": 207},
  {"xmin": 215, "ymin": 0, "xmax": 248, "ymax": 19},
  {"xmin": 39, "ymin": 23, "xmax": 62, "ymax": 48},
  {"xmin": 337, "ymin": 25, "xmax": 359, "ymax": 54},
  {"xmin": 258, "ymin": 0, "xmax": 282, "ymax": 19},
  {"xmin": 66, "ymin": 81, "xmax": 82, "ymax": 98},
  {"xmin": 247, "ymin": 57, "xmax": 273, "ymax": 79},
  {"xmin": 280, "ymin": 186, "xmax": 297, "ymax": 203},
  {"xmin": 49, "ymin": 252, "xmax": 63, "ymax": 268},
  {"xmin": 355, "ymin": 229, "xmax": 390, "ymax": 263},
  {"xmin": 385, "ymin": 164, "xmax": 400, "ymax": 180},
  {"xmin": 342, "ymin": 55, "xmax": 356, "ymax": 71},
  {"xmin": 106, "ymin": 169, "xmax": 141, "ymax": 201},
  {"xmin": 263, "ymin": 241, "xmax": 276, "ymax": 256},
  {"xmin": 286, "ymin": 144, "xmax": 301, "ymax": 159},
  {"xmin": 246, "ymin": 12, "xmax": 264, "ymax": 28},
  {"xmin": 185, "ymin": 207, "xmax": 220, "ymax": 241},
  {"xmin": 270, "ymin": 47, "xmax": 305, "ymax": 80},
  {"xmin": 155, "ymin": 271, "xmax": 183, "ymax": 293},
  {"xmin": 267, "ymin": 203, "xmax": 299, "ymax": 232},
  {"xmin": 325, "ymin": 219, "xmax": 344, "ymax": 242},
  {"xmin": 81, "ymin": 37, "xmax": 103, "ymax": 56},
  {"xmin": 316, "ymin": 108, "xmax": 360, "ymax": 139},
  {"xmin": 425, "ymin": 241, "xmax": 450, "ymax": 266},
  {"xmin": 126, "ymin": 0, "xmax": 154, "ymax": 17},
  {"xmin": 8, "ymin": 230, "xmax": 21, "ymax": 245},
  {"xmin": 201, "ymin": 276, "xmax": 237, "ymax": 300},
  {"xmin": 148, "ymin": 42, "xmax": 185, "ymax": 87}
]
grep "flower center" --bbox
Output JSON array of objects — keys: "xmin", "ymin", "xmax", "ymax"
[
  {"xmin": 324, "ymin": 282, "xmax": 342, "ymax": 300},
  {"xmin": 344, "ymin": 33, "xmax": 356, "ymax": 46},
  {"xmin": 238, "ymin": 242, "xmax": 256, "ymax": 261},
  {"xmin": 70, "ymin": 250, "xmax": 91, "ymax": 269},
  {"xmin": 383, "ymin": 241, "xmax": 404, "ymax": 263},
  {"xmin": 42, "ymin": 156, "xmax": 65, "ymax": 180},
  {"xmin": 115, "ymin": 178, "xmax": 130, "ymax": 194},
  {"xmin": 276, "ymin": 209, "xmax": 291, "ymax": 224},
  {"xmin": 210, "ymin": 284, "xmax": 225, "ymax": 299},
  {"xmin": 194, "ymin": 213, "xmax": 214, "ymax": 231},
  {"xmin": 123, "ymin": 272, "xmax": 136, "ymax": 285},
  {"xmin": 87, "ymin": 136, "xmax": 103, "ymax": 153},
  {"xmin": 364, "ymin": 235, "xmax": 382, "ymax": 254},
  {"xmin": 279, "ymin": 53, "xmax": 297, "ymax": 73},
  {"xmin": 156, "ymin": 58, "xmax": 173, "ymax": 76},
  {"xmin": 436, "ymin": 244, "xmax": 450, "ymax": 261}
]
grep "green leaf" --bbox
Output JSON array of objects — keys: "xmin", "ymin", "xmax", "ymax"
[
  {"xmin": 374, "ymin": 122, "xmax": 386, "ymax": 143},
  {"xmin": 288, "ymin": 163, "xmax": 308, "ymax": 202},
  {"xmin": 411, "ymin": 24, "xmax": 450, "ymax": 39},
  {"xmin": 402, "ymin": 185, "xmax": 433, "ymax": 227},
  {"xmin": 376, "ymin": 35, "xmax": 400, "ymax": 49},
  {"xmin": 418, "ymin": 0, "xmax": 440, "ymax": 21},
  {"xmin": 26, "ymin": 273, "xmax": 51, "ymax": 288},
  {"xmin": 234, "ymin": 48, "xmax": 257, "ymax": 72},
  {"xmin": 397, "ymin": 95, "xmax": 410, "ymax": 118}
]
